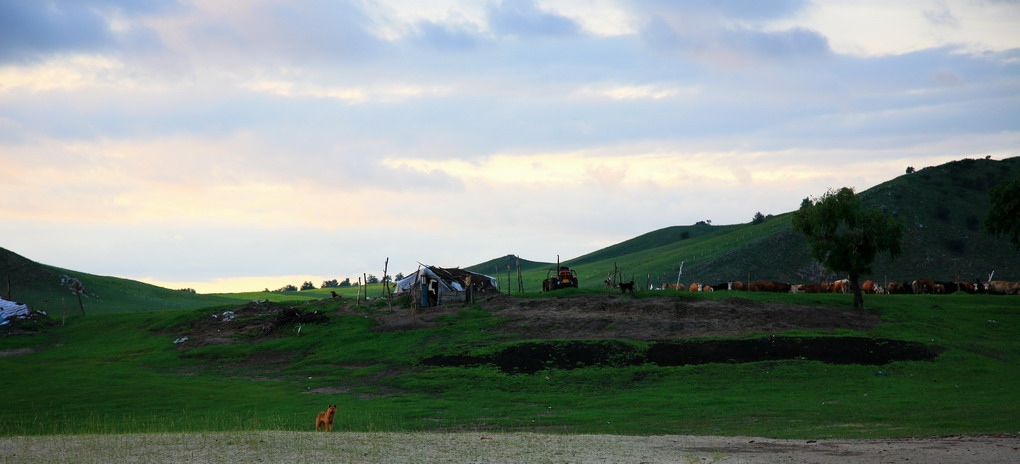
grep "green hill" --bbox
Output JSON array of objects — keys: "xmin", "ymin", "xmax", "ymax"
[
  {"xmin": 0, "ymin": 247, "xmax": 236, "ymax": 314},
  {"xmin": 473, "ymin": 156, "xmax": 1020, "ymax": 291}
]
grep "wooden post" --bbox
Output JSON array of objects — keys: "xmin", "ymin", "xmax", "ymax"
[
  {"xmin": 506, "ymin": 264, "xmax": 511, "ymax": 296},
  {"xmin": 357, "ymin": 277, "xmax": 362, "ymax": 305},
  {"xmin": 61, "ymin": 296, "xmax": 66, "ymax": 326},
  {"xmin": 382, "ymin": 258, "xmax": 390, "ymax": 298},
  {"xmin": 646, "ymin": 273, "xmax": 650, "ymax": 291},
  {"xmin": 516, "ymin": 255, "xmax": 523, "ymax": 293}
]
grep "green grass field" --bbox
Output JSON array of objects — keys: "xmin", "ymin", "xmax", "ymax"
[{"xmin": 1, "ymin": 290, "xmax": 1018, "ymax": 439}]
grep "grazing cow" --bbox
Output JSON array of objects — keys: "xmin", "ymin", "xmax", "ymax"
[
  {"xmin": 664, "ymin": 283, "xmax": 685, "ymax": 291},
  {"xmin": 619, "ymin": 281, "xmax": 636, "ymax": 294},
  {"xmin": 958, "ymin": 282, "xmax": 977, "ymax": 294},
  {"xmin": 986, "ymin": 281, "xmax": 1020, "ymax": 295},
  {"xmin": 831, "ymin": 279, "xmax": 849, "ymax": 294},
  {"xmin": 688, "ymin": 283, "xmax": 699, "ymax": 292},
  {"xmin": 862, "ymin": 280, "xmax": 877, "ymax": 294},
  {"xmin": 710, "ymin": 283, "xmax": 730, "ymax": 291},
  {"xmin": 912, "ymin": 279, "xmax": 938, "ymax": 294},
  {"xmin": 731, "ymin": 281, "xmax": 745, "ymax": 291}
]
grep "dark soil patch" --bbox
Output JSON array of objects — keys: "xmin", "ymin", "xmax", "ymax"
[{"xmin": 472, "ymin": 293, "xmax": 880, "ymax": 340}]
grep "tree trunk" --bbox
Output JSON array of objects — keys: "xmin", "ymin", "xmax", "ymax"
[{"xmin": 850, "ymin": 274, "xmax": 864, "ymax": 309}]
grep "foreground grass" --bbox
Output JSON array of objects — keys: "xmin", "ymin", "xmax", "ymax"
[{"xmin": 1, "ymin": 292, "xmax": 1017, "ymax": 439}]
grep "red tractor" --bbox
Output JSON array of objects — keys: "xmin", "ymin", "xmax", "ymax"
[{"xmin": 543, "ymin": 266, "xmax": 578, "ymax": 291}]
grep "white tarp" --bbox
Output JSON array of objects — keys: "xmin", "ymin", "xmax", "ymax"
[
  {"xmin": 0, "ymin": 298, "xmax": 30, "ymax": 322},
  {"xmin": 393, "ymin": 266, "xmax": 499, "ymax": 297}
]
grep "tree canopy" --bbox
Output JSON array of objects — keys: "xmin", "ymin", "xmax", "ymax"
[
  {"xmin": 983, "ymin": 175, "xmax": 1020, "ymax": 250},
  {"xmin": 792, "ymin": 187, "xmax": 904, "ymax": 308}
]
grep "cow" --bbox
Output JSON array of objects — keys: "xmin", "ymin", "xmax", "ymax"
[
  {"xmin": 912, "ymin": 279, "xmax": 938, "ymax": 294},
  {"xmin": 710, "ymin": 283, "xmax": 730, "ymax": 291},
  {"xmin": 831, "ymin": 279, "xmax": 849, "ymax": 294},
  {"xmin": 862, "ymin": 280, "xmax": 877, "ymax": 294},
  {"xmin": 664, "ymin": 283, "xmax": 686, "ymax": 291},
  {"xmin": 688, "ymin": 283, "xmax": 700, "ymax": 292},
  {"xmin": 730, "ymin": 281, "xmax": 745, "ymax": 291},
  {"xmin": 986, "ymin": 281, "xmax": 1020, "ymax": 295},
  {"xmin": 958, "ymin": 281, "xmax": 977, "ymax": 294},
  {"xmin": 886, "ymin": 281, "xmax": 913, "ymax": 294}
]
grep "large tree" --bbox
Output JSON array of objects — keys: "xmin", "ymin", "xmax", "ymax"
[
  {"xmin": 792, "ymin": 187, "xmax": 904, "ymax": 309},
  {"xmin": 983, "ymin": 175, "xmax": 1020, "ymax": 250}
]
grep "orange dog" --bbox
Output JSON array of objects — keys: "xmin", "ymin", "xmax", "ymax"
[{"xmin": 315, "ymin": 404, "xmax": 337, "ymax": 432}]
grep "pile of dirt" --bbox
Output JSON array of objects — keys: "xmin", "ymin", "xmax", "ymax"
[{"xmin": 170, "ymin": 300, "xmax": 328, "ymax": 349}]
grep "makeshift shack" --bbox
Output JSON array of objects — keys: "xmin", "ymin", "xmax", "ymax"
[{"xmin": 394, "ymin": 266, "xmax": 499, "ymax": 307}]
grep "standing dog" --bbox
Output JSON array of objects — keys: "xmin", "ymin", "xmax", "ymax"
[{"xmin": 315, "ymin": 404, "xmax": 337, "ymax": 432}]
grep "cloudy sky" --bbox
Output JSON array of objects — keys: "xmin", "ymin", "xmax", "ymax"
[{"xmin": 3, "ymin": 0, "xmax": 1019, "ymax": 293}]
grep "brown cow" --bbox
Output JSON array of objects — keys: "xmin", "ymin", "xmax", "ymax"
[
  {"xmin": 689, "ymin": 283, "xmax": 700, "ymax": 292},
  {"xmin": 862, "ymin": 280, "xmax": 876, "ymax": 294},
  {"xmin": 831, "ymin": 279, "xmax": 849, "ymax": 294},
  {"xmin": 664, "ymin": 283, "xmax": 686, "ymax": 291},
  {"xmin": 986, "ymin": 281, "xmax": 1020, "ymax": 295},
  {"xmin": 912, "ymin": 279, "xmax": 937, "ymax": 294},
  {"xmin": 730, "ymin": 281, "xmax": 745, "ymax": 291}
]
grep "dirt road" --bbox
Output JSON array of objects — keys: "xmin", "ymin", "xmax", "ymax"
[{"xmin": 2, "ymin": 432, "xmax": 1017, "ymax": 463}]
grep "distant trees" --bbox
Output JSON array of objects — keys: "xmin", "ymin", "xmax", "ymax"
[
  {"xmin": 177, "ymin": 288, "xmax": 197, "ymax": 294},
  {"xmin": 338, "ymin": 278, "xmax": 352, "ymax": 287},
  {"xmin": 984, "ymin": 175, "xmax": 1020, "ymax": 250},
  {"xmin": 695, "ymin": 220, "xmax": 712, "ymax": 226},
  {"xmin": 366, "ymin": 274, "xmax": 379, "ymax": 284},
  {"xmin": 792, "ymin": 187, "xmax": 904, "ymax": 309},
  {"xmin": 752, "ymin": 212, "xmax": 772, "ymax": 225},
  {"xmin": 275, "ymin": 284, "xmax": 298, "ymax": 292},
  {"xmin": 394, "ymin": 273, "xmax": 405, "ymax": 281},
  {"xmin": 906, "ymin": 166, "xmax": 915, "ymax": 174},
  {"xmin": 321, "ymin": 279, "xmax": 339, "ymax": 289}
]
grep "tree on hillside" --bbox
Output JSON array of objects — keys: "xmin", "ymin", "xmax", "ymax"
[
  {"xmin": 321, "ymin": 279, "xmax": 339, "ymax": 289},
  {"xmin": 300, "ymin": 281, "xmax": 315, "ymax": 291},
  {"xmin": 338, "ymin": 278, "xmax": 352, "ymax": 287},
  {"xmin": 792, "ymin": 187, "xmax": 904, "ymax": 309},
  {"xmin": 983, "ymin": 175, "xmax": 1020, "ymax": 250}
]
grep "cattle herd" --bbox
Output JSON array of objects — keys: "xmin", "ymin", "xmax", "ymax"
[{"xmin": 661, "ymin": 279, "xmax": 1020, "ymax": 295}]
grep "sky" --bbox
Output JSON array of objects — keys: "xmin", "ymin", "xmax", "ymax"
[{"xmin": 3, "ymin": 0, "xmax": 1019, "ymax": 293}]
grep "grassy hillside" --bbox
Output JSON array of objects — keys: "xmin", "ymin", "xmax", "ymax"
[
  {"xmin": 1, "ymin": 291, "xmax": 1017, "ymax": 438},
  {"xmin": 0, "ymin": 247, "xmax": 239, "ymax": 314},
  {"xmin": 481, "ymin": 157, "xmax": 1020, "ymax": 292}
]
